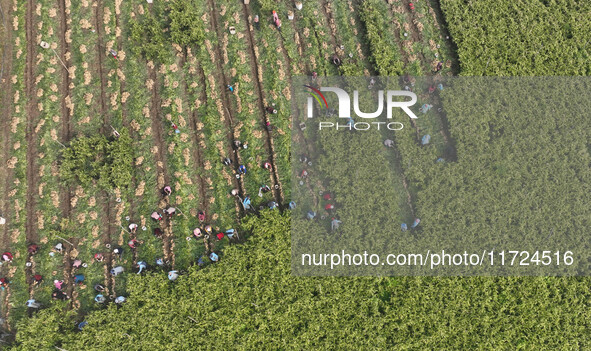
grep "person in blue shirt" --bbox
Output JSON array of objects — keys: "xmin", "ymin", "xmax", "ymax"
[
  {"xmin": 401, "ymin": 223, "xmax": 408, "ymax": 231},
  {"xmin": 95, "ymin": 294, "xmax": 106, "ymax": 304},
  {"xmin": 288, "ymin": 201, "xmax": 296, "ymax": 210},
  {"xmin": 168, "ymin": 270, "xmax": 179, "ymax": 281},
  {"xmin": 210, "ymin": 252, "xmax": 219, "ymax": 262},
  {"xmin": 74, "ymin": 274, "xmax": 85, "ymax": 284},
  {"xmin": 238, "ymin": 165, "xmax": 247, "ymax": 175},
  {"xmin": 137, "ymin": 261, "xmax": 147, "ymax": 274}
]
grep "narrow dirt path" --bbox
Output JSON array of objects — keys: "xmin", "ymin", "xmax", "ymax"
[
  {"xmin": 241, "ymin": 4, "xmax": 285, "ymax": 206},
  {"xmin": 147, "ymin": 64, "xmax": 175, "ymax": 266},
  {"xmin": 0, "ymin": 0, "xmax": 15, "ymax": 333},
  {"xmin": 55, "ymin": 0, "xmax": 77, "ymax": 309},
  {"xmin": 92, "ymin": 0, "xmax": 117, "ymax": 296},
  {"xmin": 23, "ymin": 0, "xmax": 41, "ymax": 296},
  {"xmin": 204, "ymin": 0, "xmax": 247, "ymax": 203},
  {"xmin": 390, "ymin": 0, "xmax": 457, "ymax": 159},
  {"xmin": 0, "ymin": 0, "xmax": 14, "ymax": 248}
]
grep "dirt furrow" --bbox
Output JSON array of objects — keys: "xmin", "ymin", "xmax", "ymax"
[
  {"xmin": 241, "ymin": 4, "xmax": 285, "ymax": 206},
  {"xmin": 204, "ymin": 0, "xmax": 247, "ymax": 205},
  {"xmin": 0, "ymin": 0, "xmax": 14, "ymax": 250},
  {"xmin": 92, "ymin": 0, "xmax": 116, "ymax": 294},
  {"xmin": 0, "ymin": 0, "xmax": 14, "ymax": 332},
  {"xmin": 23, "ymin": 0, "xmax": 41, "ymax": 297}
]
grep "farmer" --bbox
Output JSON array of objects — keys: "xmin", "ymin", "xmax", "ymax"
[
  {"xmin": 94, "ymin": 284, "xmax": 105, "ymax": 292},
  {"xmin": 95, "ymin": 294, "xmax": 106, "ymax": 304},
  {"xmin": 254, "ymin": 14, "xmax": 260, "ymax": 30},
  {"xmin": 323, "ymin": 192, "xmax": 332, "ymax": 201},
  {"xmin": 401, "ymin": 223, "xmax": 408, "ymax": 231},
  {"xmin": 307, "ymin": 211, "xmax": 316, "ymax": 220},
  {"xmin": 420, "ymin": 104, "xmax": 433, "ymax": 114},
  {"xmin": 193, "ymin": 228, "xmax": 202, "ymax": 238},
  {"xmin": 78, "ymin": 322, "xmax": 88, "ymax": 331},
  {"xmin": 162, "ymin": 185, "xmax": 172, "ymax": 196},
  {"xmin": 428, "ymin": 85, "xmax": 436, "ymax": 94},
  {"xmin": 151, "ymin": 211, "xmax": 163, "ymax": 221},
  {"xmin": 198, "ymin": 210, "xmax": 206, "ymax": 222},
  {"xmin": 113, "ymin": 246, "xmax": 124, "ymax": 259},
  {"xmin": 52, "ymin": 290, "xmax": 69, "ymax": 300},
  {"xmin": 242, "ymin": 196, "xmax": 252, "ymax": 210},
  {"xmin": 26, "ymin": 299, "xmax": 41, "ymax": 309},
  {"xmin": 168, "ymin": 270, "xmax": 179, "ymax": 281},
  {"xmin": 268, "ymin": 201, "xmax": 278, "ymax": 210},
  {"xmin": 156, "ymin": 258, "xmax": 165, "ymax": 267},
  {"xmin": 437, "ymin": 83, "xmax": 444, "ymax": 91},
  {"xmin": 311, "ymin": 71, "xmax": 318, "ymax": 82},
  {"xmin": 33, "ymin": 274, "xmax": 42, "ymax": 286},
  {"xmin": 137, "ymin": 261, "xmax": 147, "ymax": 274},
  {"xmin": 198, "ymin": 256, "xmax": 206, "ymax": 267},
  {"xmin": 109, "ymin": 49, "xmax": 117, "ymax": 58},
  {"xmin": 238, "ymin": 165, "xmax": 247, "ymax": 175},
  {"xmin": 325, "ymin": 203, "xmax": 335, "ymax": 211},
  {"xmin": 411, "ymin": 218, "xmax": 421, "ymax": 229},
  {"xmin": 54, "ymin": 243, "xmax": 63, "ymax": 253},
  {"xmin": 263, "ymin": 162, "xmax": 272, "ymax": 171},
  {"xmin": 384, "ymin": 139, "xmax": 394, "ymax": 148},
  {"xmin": 300, "ymin": 155, "xmax": 308, "ymax": 163},
  {"xmin": 0, "ymin": 278, "xmax": 8, "ymax": 290},
  {"xmin": 204, "ymin": 225, "xmax": 213, "ymax": 235},
  {"xmin": 331, "ymin": 218, "xmax": 342, "ymax": 231},
  {"xmin": 74, "ymin": 274, "xmax": 85, "ymax": 285},
  {"xmin": 1, "ymin": 252, "xmax": 13, "ymax": 262},
  {"xmin": 233, "ymin": 140, "xmax": 242, "ymax": 150},
  {"xmin": 54, "ymin": 280, "xmax": 65, "ymax": 290},
  {"xmin": 265, "ymin": 121, "xmax": 273, "ymax": 131},
  {"xmin": 94, "ymin": 253, "xmax": 105, "ymax": 262},
  {"xmin": 368, "ymin": 78, "xmax": 376, "ymax": 90},
  {"xmin": 421, "ymin": 135, "xmax": 431, "ymax": 145},
  {"xmin": 331, "ymin": 55, "xmax": 341, "ymax": 66},
  {"xmin": 128, "ymin": 239, "xmax": 140, "ymax": 249},
  {"xmin": 300, "ymin": 169, "xmax": 308, "ymax": 178},
  {"xmin": 210, "ymin": 252, "xmax": 219, "ymax": 262},
  {"xmin": 165, "ymin": 207, "xmax": 176, "ymax": 219},
  {"xmin": 27, "ymin": 244, "xmax": 39, "ymax": 255},
  {"xmin": 258, "ymin": 185, "xmax": 271, "ymax": 197},
  {"xmin": 227, "ymin": 84, "xmax": 234, "ymax": 93},
  {"xmin": 225, "ymin": 229, "xmax": 236, "ymax": 240},
  {"xmin": 230, "ymin": 189, "xmax": 239, "ymax": 197},
  {"xmin": 272, "ymin": 10, "xmax": 281, "ymax": 30},
  {"xmin": 153, "ymin": 228, "xmax": 163, "ymax": 239},
  {"xmin": 128, "ymin": 223, "xmax": 138, "ymax": 234},
  {"xmin": 288, "ymin": 201, "xmax": 297, "ymax": 210},
  {"xmin": 171, "ymin": 122, "xmax": 180, "ymax": 134},
  {"xmin": 72, "ymin": 259, "xmax": 83, "ymax": 269},
  {"xmin": 114, "ymin": 296, "xmax": 126, "ymax": 304},
  {"xmin": 216, "ymin": 232, "xmax": 224, "ymax": 241},
  {"xmin": 265, "ymin": 106, "xmax": 277, "ymax": 114},
  {"xmin": 222, "ymin": 157, "xmax": 232, "ymax": 166},
  {"xmin": 110, "ymin": 266, "xmax": 124, "ymax": 276},
  {"xmin": 435, "ymin": 61, "xmax": 443, "ymax": 72}
]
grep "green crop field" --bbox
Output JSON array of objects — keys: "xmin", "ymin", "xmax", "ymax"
[{"xmin": 0, "ymin": 0, "xmax": 590, "ymax": 349}]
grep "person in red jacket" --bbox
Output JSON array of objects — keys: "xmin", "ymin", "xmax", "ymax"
[
  {"xmin": 1, "ymin": 252, "xmax": 13, "ymax": 262},
  {"xmin": 216, "ymin": 232, "xmax": 225, "ymax": 241},
  {"xmin": 325, "ymin": 204, "xmax": 335, "ymax": 211}
]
